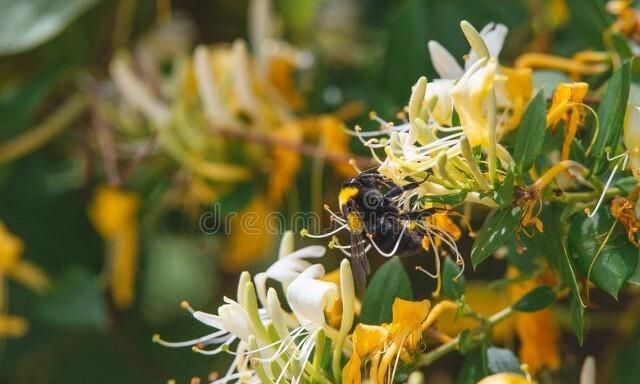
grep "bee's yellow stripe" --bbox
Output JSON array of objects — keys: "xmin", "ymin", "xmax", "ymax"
[{"xmin": 338, "ymin": 186, "xmax": 359, "ymax": 209}]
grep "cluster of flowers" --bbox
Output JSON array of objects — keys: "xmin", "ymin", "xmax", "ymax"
[
  {"xmin": 155, "ymin": 12, "xmax": 640, "ymax": 383},
  {"xmin": 155, "ymin": 232, "xmax": 456, "ymax": 384}
]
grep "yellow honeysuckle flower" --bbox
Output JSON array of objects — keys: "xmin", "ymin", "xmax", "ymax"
[
  {"xmin": 343, "ymin": 324, "xmax": 389, "ymax": 384},
  {"xmin": 268, "ymin": 54, "xmax": 305, "ymax": 111},
  {"xmin": 0, "ymin": 314, "xmax": 28, "ymax": 338},
  {"xmin": 546, "ymin": 82, "xmax": 589, "ymax": 163},
  {"xmin": 624, "ymin": 105, "xmax": 640, "ymax": 180},
  {"xmin": 0, "ymin": 223, "xmax": 50, "ymax": 293},
  {"xmin": 438, "ymin": 283, "xmax": 515, "ymax": 342},
  {"xmin": 343, "ymin": 297, "xmax": 457, "ymax": 384},
  {"xmin": 268, "ymin": 122, "xmax": 303, "ymax": 203},
  {"xmin": 222, "ymin": 196, "xmax": 273, "ymax": 272},
  {"xmin": 500, "ymin": 66, "xmax": 533, "ymax": 132},
  {"xmin": 89, "ymin": 186, "xmax": 140, "ymax": 309},
  {"xmin": 0, "ymin": 222, "xmax": 50, "ymax": 338},
  {"xmin": 608, "ymin": 0, "xmax": 640, "ymax": 42},
  {"xmin": 477, "ymin": 373, "xmax": 535, "ymax": 384},
  {"xmin": 507, "ymin": 266, "xmax": 560, "ymax": 374},
  {"xmin": 515, "ymin": 52, "xmax": 609, "ymax": 81}
]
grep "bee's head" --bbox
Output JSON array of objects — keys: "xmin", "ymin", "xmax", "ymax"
[{"xmin": 338, "ymin": 180, "xmax": 365, "ymax": 233}]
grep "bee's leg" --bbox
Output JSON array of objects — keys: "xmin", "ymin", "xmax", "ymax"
[{"xmin": 384, "ymin": 181, "xmax": 422, "ymax": 198}]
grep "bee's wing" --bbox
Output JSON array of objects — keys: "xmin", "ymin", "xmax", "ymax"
[{"xmin": 350, "ymin": 231, "xmax": 370, "ymax": 294}]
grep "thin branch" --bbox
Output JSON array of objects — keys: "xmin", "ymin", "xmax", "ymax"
[
  {"xmin": 418, "ymin": 306, "xmax": 514, "ymax": 367},
  {"xmin": 0, "ymin": 93, "xmax": 87, "ymax": 164},
  {"xmin": 206, "ymin": 122, "xmax": 376, "ymax": 170}
]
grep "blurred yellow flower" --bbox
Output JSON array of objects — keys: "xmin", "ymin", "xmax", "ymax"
[
  {"xmin": 438, "ymin": 283, "xmax": 515, "ymax": 342},
  {"xmin": 269, "ymin": 122, "xmax": 303, "ymax": 203},
  {"xmin": 624, "ymin": 105, "xmax": 640, "ymax": 180},
  {"xmin": 89, "ymin": 186, "xmax": 140, "ymax": 309},
  {"xmin": 507, "ymin": 266, "xmax": 560, "ymax": 374},
  {"xmin": 0, "ymin": 222, "xmax": 50, "ymax": 338},
  {"xmin": 222, "ymin": 196, "xmax": 273, "ymax": 272}
]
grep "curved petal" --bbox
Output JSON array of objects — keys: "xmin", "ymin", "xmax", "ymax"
[
  {"xmin": 428, "ymin": 40, "xmax": 464, "ymax": 80},
  {"xmin": 286, "ymin": 264, "xmax": 339, "ymax": 328},
  {"xmin": 465, "ymin": 23, "xmax": 508, "ymax": 70}
]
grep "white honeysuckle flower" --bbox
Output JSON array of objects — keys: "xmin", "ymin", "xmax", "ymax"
[
  {"xmin": 286, "ymin": 264, "xmax": 339, "ymax": 329},
  {"xmin": 428, "ymin": 22, "xmax": 508, "ymax": 80},
  {"xmin": 218, "ymin": 298, "xmax": 258, "ymax": 343},
  {"xmin": 465, "ymin": 23, "xmax": 508, "ymax": 70},
  {"xmin": 450, "ymin": 57, "xmax": 499, "ymax": 148},
  {"xmin": 425, "ymin": 79, "xmax": 456, "ymax": 126},
  {"xmin": 248, "ymin": 0, "xmax": 275, "ymax": 72},
  {"xmin": 110, "ymin": 55, "xmax": 171, "ymax": 127},
  {"xmin": 253, "ymin": 241, "xmax": 326, "ymax": 307},
  {"xmin": 194, "ymin": 45, "xmax": 233, "ymax": 125},
  {"xmin": 231, "ymin": 40, "xmax": 258, "ymax": 117},
  {"xmin": 428, "ymin": 40, "xmax": 464, "ymax": 80}
]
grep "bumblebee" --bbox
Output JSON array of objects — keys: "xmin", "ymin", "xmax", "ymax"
[{"xmin": 337, "ymin": 169, "xmax": 443, "ymax": 292}]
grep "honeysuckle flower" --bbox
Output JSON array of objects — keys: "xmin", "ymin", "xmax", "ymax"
[
  {"xmin": 624, "ymin": 104, "xmax": 640, "ymax": 180},
  {"xmin": 110, "ymin": 54, "xmax": 171, "ymax": 127},
  {"xmin": 157, "ymin": 242, "xmax": 354, "ymax": 384},
  {"xmin": 428, "ymin": 23, "xmax": 531, "ymax": 133},
  {"xmin": 153, "ymin": 272, "xmax": 267, "ymax": 382},
  {"xmin": 0, "ymin": 221, "xmax": 49, "ymax": 338},
  {"xmin": 507, "ymin": 266, "xmax": 560, "ymax": 374},
  {"xmin": 89, "ymin": 185, "xmax": 140, "ymax": 309},
  {"xmin": 222, "ymin": 196, "xmax": 274, "ymax": 272},
  {"xmin": 343, "ymin": 297, "xmax": 457, "ymax": 384},
  {"xmin": 451, "ymin": 57, "xmax": 500, "ymax": 148},
  {"xmin": 253, "ymin": 231, "xmax": 326, "ymax": 307},
  {"xmin": 547, "ymin": 82, "xmax": 590, "ymax": 162},
  {"xmin": 514, "ymin": 50, "xmax": 609, "ymax": 81},
  {"xmin": 287, "ymin": 264, "xmax": 339, "ymax": 329},
  {"xmin": 428, "ymin": 23, "xmax": 507, "ymax": 79}
]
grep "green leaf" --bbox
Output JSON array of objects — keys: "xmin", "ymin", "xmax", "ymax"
[
  {"xmin": 616, "ymin": 176, "xmax": 639, "ymax": 195},
  {"xmin": 442, "ymin": 257, "xmax": 465, "ymax": 300},
  {"xmin": 610, "ymin": 33, "xmax": 633, "ymax": 60},
  {"xmin": 0, "ymin": 0, "xmax": 101, "ymax": 56},
  {"xmin": 513, "ymin": 91, "xmax": 547, "ymax": 173},
  {"xmin": 538, "ymin": 208, "xmax": 586, "ymax": 342},
  {"xmin": 512, "ymin": 285, "xmax": 556, "ymax": 312},
  {"xmin": 570, "ymin": 293, "xmax": 585, "ymax": 345},
  {"xmin": 486, "ymin": 346, "xmax": 523, "ymax": 374},
  {"xmin": 569, "ymin": 209, "xmax": 638, "ymax": 298},
  {"xmin": 457, "ymin": 346, "xmax": 489, "ymax": 384},
  {"xmin": 591, "ymin": 61, "xmax": 631, "ymax": 173},
  {"xmin": 360, "ymin": 257, "xmax": 413, "ymax": 325},
  {"xmin": 471, "ymin": 207, "xmax": 522, "ymax": 268},
  {"xmin": 494, "ymin": 171, "xmax": 514, "ymax": 207},
  {"xmin": 36, "ymin": 267, "xmax": 106, "ymax": 329}
]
